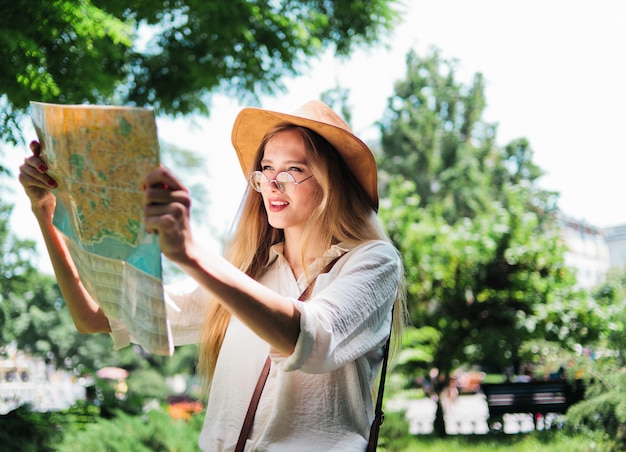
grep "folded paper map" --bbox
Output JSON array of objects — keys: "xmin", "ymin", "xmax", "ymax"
[{"xmin": 30, "ymin": 102, "xmax": 173, "ymax": 355}]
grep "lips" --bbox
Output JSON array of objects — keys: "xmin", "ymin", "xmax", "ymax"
[{"xmin": 268, "ymin": 199, "xmax": 289, "ymax": 212}]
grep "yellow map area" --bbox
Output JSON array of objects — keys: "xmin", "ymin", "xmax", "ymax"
[
  {"xmin": 31, "ymin": 103, "xmax": 159, "ymax": 247},
  {"xmin": 30, "ymin": 102, "xmax": 172, "ymax": 356}
]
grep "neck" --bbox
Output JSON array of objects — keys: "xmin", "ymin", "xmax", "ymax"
[{"xmin": 283, "ymin": 229, "xmax": 321, "ymax": 279}]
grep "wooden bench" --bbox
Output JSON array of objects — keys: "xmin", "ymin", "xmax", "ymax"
[{"xmin": 481, "ymin": 379, "xmax": 585, "ymax": 430}]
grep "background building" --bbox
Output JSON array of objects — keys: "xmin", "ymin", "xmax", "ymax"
[
  {"xmin": 604, "ymin": 224, "xmax": 626, "ymax": 269},
  {"xmin": 559, "ymin": 215, "xmax": 626, "ymax": 289}
]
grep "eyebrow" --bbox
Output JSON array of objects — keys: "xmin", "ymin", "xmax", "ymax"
[{"xmin": 260, "ymin": 158, "xmax": 309, "ymax": 166}]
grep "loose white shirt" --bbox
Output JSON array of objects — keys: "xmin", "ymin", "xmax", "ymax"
[{"xmin": 108, "ymin": 239, "xmax": 401, "ymax": 451}]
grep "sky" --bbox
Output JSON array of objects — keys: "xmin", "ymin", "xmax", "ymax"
[{"xmin": 4, "ymin": 0, "xmax": 626, "ymax": 274}]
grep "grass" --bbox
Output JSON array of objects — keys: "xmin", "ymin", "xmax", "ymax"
[
  {"xmin": 385, "ymin": 431, "xmax": 611, "ymax": 452},
  {"xmin": 379, "ymin": 404, "xmax": 612, "ymax": 452}
]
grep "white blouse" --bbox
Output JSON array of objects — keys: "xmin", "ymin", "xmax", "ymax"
[{"xmin": 109, "ymin": 240, "xmax": 402, "ymax": 451}]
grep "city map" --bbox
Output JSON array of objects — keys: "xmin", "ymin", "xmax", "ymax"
[{"xmin": 30, "ymin": 102, "xmax": 173, "ymax": 355}]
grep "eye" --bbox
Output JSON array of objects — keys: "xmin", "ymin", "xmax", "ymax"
[{"xmin": 287, "ymin": 166, "xmax": 303, "ymax": 173}]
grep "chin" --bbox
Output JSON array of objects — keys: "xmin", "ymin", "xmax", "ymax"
[{"xmin": 268, "ymin": 218, "xmax": 287, "ymax": 230}]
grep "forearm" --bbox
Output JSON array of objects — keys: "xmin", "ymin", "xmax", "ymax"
[
  {"xmin": 142, "ymin": 166, "xmax": 300, "ymax": 353},
  {"xmin": 35, "ymin": 210, "xmax": 111, "ymax": 334},
  {"xmin": 177, "ymin": 246, "xmax": 300, "ymax": 355},
  {"xmin": 19, "ymin": 143, "xmax": 110, "ymax": 334}
]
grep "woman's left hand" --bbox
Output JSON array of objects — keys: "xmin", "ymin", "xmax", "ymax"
[{"xmin": 143, "ymin": 166, "xmax": 194, "ymax": 264}]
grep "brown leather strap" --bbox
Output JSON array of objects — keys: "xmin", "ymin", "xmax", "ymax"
[
  {"xmin": 234, "ymin": 255, "xmax": 342, "ymax": 452},
  {"xmin": 234, "ymin": 356, "xmax": 271, "ymax": 451},
  {"xmin": 367, "ymin": 308, "xmax": 394, "ymax": 452}
]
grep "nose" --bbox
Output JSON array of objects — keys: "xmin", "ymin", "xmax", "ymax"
[{"xmin": 266, "ymin": 178, "xmax": 283, "ymax": 193}]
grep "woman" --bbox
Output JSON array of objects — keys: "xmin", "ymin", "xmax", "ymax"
[{"xmin": 19, "ymin": 100, "xmax": 406, "ymax": 450}]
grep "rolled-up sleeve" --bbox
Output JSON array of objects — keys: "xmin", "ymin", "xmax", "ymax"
[
  {"xmin": 166, "ymin": 278, "xmax": 212, "ymax": 345},
  {"xmin": 272, "ymin": 241, "xmax": 401, "ymax": 373}
]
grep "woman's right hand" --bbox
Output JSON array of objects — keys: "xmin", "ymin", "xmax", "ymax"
[{"xmin": 18, "ymin": 140, "xmax": 58, "ymax": 220}]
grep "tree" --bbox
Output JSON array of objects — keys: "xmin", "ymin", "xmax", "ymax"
[
  {"xmin": 0, "ymin": 0, "xmax": 401, "ymax": 144},
  {"xmin": 565, "ymin": 265, "xmax": 626, "ymax": 451},
  {"xmin": 377, "ymin": 49, "xmax": 598, "ymax": 435},
  {"xmin": 0, "ymin": 193, "xmax": 122, "ymax": 371},
  {"xmin": 0, "ymin": 195, "xmax": 51, "ymax": 345},
  {"xmin": 591, "ymin": 264, "xmax": 626, "ymax": 358}
]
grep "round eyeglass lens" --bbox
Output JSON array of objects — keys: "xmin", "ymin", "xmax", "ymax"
[
  {"xmin": 248, "ymin": 171, "xmax": 297, "ymax": 193},
  {"xmin": 274, "ymin": 172, "xmax": 295, "ymax": 192},
  {"xmin": 248, "ymin": 171, "xmax": 264, "ymax": 192}
]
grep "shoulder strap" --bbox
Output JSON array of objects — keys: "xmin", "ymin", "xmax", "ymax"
[
  {"xmin": 235, "ymin": 255, "xmax": 342, "ymax": 452},
  {"xmin": 235, "ymin": 356, "xmax": 271, "ymax": 451},
  {"xmin": 367, "ymin": 307, "xmax": 394, "ymax": 451}
]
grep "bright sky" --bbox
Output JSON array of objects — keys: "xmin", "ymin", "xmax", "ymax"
[{"xmin": 4, "ymin": 0, "xmax": 626, "ymax": 273}]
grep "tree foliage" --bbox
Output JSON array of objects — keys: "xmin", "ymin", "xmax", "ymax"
[
  {"xmin": 565, "ymin": 265, "xmax": 626, "ymax": 451},
  {"xmin": 591, "ymin": 264, "xmax": 626, "ymax": 356},
  {"xmin": 0, "ymin": 199, "xmax": 122, "ymax": 372},
  {"xmin": 0, "ymin": 0, "xmax": 400, "ymax": 144},
  {"xmin": 0, "ymin": 196, "xmax": 55, "ymax": 346},
  {"xmin": 377, "ymin": 49, "xmax": 599, "ymax": 392}
]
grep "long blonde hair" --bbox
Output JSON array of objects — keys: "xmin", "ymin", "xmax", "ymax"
[{"xmin": 197, "ymin": 124, "xmax": 406, "ymax": 393}]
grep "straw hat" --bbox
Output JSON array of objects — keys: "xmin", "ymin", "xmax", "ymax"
[{"xmin": 231, "ymin": 100, "xmax": 379, "ymax": 209}]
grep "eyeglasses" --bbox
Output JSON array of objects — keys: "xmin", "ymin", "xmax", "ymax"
[{"xmin": 248, "ymin": 171, "xmax": 315, "ymax": 194}]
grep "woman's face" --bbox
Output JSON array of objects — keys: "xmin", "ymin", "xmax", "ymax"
[{"xmin": 259, "ymin": 129, "xmax": 321, "ymax": 234}]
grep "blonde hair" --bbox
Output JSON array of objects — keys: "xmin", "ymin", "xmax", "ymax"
[{"xmin": 197, "ymin": 124, "xmax": 406, "ymax": 394}]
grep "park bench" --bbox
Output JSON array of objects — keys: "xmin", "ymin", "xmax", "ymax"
[{"xmin": 481, "ymin": 379, "xmax": 585, "ymax": 430}]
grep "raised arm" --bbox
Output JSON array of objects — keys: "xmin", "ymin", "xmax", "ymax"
[
  {"xmin": 18, "ymin": 141, "xmax": 111, "ymax": 334},
  {"xmin": 143, "ymin": 166, "xmax": 301, "ymax": 355}
]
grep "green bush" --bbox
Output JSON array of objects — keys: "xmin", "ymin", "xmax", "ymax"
[
  {"xmin": 0, "ymin": 402, "xmax": 100, "ymax": 451},
  {"xmin": 566, "ymin": 361, "xmax": 626, "ymax": 451},
  {"xmin": 56, "ymin": 408, "xmax": 203, "ymax": 451},
  {"xmin": 92, "ymin": 368, "xmax": 174, "ymax": 418},
  {"xmin": 0, "ymin": 405, "xmax": 65, "ymax": 451},
  {"xmin": 378, "ymin": 409, "xmax": 413, "ymax": 451}
]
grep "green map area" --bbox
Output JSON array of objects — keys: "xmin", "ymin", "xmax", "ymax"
[{"xmin": 31, "ymin": 102, "xmax": 173, "ymax": 355}]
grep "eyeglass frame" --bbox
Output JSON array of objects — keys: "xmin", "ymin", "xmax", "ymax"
[{"xmin": 248, "ymin": 170, "xmax": 315, "ymax": 194}]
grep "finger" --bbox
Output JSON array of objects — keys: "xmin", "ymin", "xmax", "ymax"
[
  {"xmin": 22, "ymin": 159, "xmax": 57, "ymax": 185},
  {"xmin": 144, "ymin": 200, "xmax": 188, "ymax": 221},
  {"xmin": 18, "ymin": 167, "xmax": 56, "ymax": 191},
  {"xmin": 144, "ymin": 201, "xmax": 189, "ymax": 235},
  {"xmin": 30, "ymin": 140, "xmax": 42, "ymax": 157},
  {"xmin": 23, "ymin": 154, "xmax": 50, "ymax": 174},
  {"xmin": 19, "ymin": 161, "xmax": 57, "ymax": 188},
  {"xmin": 143, "ymin": 187, "xmax": 191, "ymax": 209},
  {"xmin": 143, "ymin": 166, "xmax": 187, "ymax": 193}
]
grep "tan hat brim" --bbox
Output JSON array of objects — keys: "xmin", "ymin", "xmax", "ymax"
[{"xmin": 231, "ymin": 103, "xmax": 379, "ymax": 209}]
